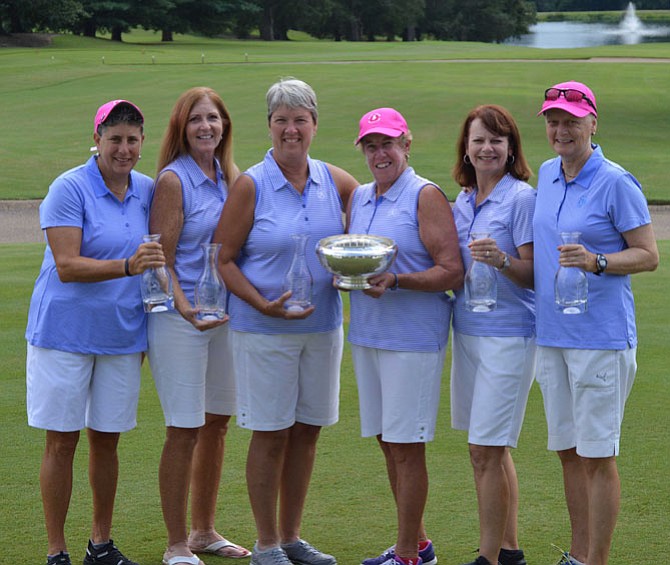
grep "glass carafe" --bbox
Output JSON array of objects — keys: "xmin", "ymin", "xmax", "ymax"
[
  {"xmin": 194, "ymin": 243, "xmax": 226, "ymax": 320},
  {"xmin": 555, "ymin": 231, "xmax": 588, "ymax": 314},
  {"xmin": 464, "ymin": 232, "xmax": 497, "ymax": 312},
  {"xmin": 283, "ymin": 233, "xmax": 313, "ymax": 312},
  {"xmin": 140, "ymin": 234, "xmax": 173, "ymax": 313}
]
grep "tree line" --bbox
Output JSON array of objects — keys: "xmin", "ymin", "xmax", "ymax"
[{"xmin": 1, "ymin": 0, "xmax": 667, "ymax": 43}]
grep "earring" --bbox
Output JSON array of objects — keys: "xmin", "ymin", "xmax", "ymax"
[
  {"xmin": 507, "ymin": 155, "xmax": 515, "ymax": 165},
  {"xmin": 463, "ymin": 155, "xmax": 472, "ymax": 165}
]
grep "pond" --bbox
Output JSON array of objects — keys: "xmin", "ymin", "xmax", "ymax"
[{"xmin": 505, "ymin": 8, "xmax": 670, "ymax": 49}]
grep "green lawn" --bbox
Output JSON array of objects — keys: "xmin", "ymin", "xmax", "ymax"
[
  {"xmin": 1, "ymin": 33, "xmax": 669, "ymax": 563},
  {"xmin": 1, "ymin": 240, "xmax": 668, "ymax": 564},
  {"xmin": 1, "ymin": 33, "xmax": 670, "ymax": 201}
]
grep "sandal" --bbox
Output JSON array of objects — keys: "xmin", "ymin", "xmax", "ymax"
[
  {"xmin": 163, "ymin": 555, "xmax": 203, "ymax": 565},
  {"xmin": 190, "ymin": 538, "xmax": 252, "ymax": 559}
]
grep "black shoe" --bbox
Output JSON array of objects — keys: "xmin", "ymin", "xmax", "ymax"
[
  {"xmin": 83, "ymin": 540, "xmax": 139, "ymax": 565},
  {"xmin": 461, "ymin": 557, "xmax": 499, "ymax": 565},
  {"xmin": 498, "ymin": 548, "xmax": 527, "ymax": 565},
  {"xmin": 47, "ymin": 552, "xmax": 72, "ymax": 565}
]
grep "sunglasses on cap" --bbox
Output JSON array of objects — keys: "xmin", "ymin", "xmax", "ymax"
[{"xmin": 544, "ymin": 88, "xmax": 597, "ymax": 111}]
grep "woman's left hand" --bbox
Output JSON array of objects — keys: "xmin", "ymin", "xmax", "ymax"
[{"xmin": 362, "ymin": 272, "xmax": 396, "ymax": 298}]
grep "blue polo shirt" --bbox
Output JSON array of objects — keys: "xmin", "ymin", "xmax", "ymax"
[
  {"xmin": 533, "ymin": 144, "xmax": 651, "ymax": 349},
  {"xmin": 26, "ymin": 156, "xmax": 154, "ymax": 354},
  {"xmin": 158, "ymin": 154, "xmax": 227, "ymax": 305},
  {"xmin": 228, "ymin": 149, "xmax": 344, "ymax": 334},
  {"xmin": 452, "ymin": 173, "xmax": 536, "ymax": 337},
  {"xmin": 348, "ymin": 167, "xmax": 453, "ymax": 352}
]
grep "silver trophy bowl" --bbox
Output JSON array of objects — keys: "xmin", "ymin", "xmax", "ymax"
[{"xmin": 316, "ymin": 234, "xmax": 398, "ymax": 290}]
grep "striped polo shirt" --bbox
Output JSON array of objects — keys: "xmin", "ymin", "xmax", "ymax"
[
  {"xmin": 229, "ymin": 149, "xmax": 344, "ymax": 334},
  {"xmin": 348, "ymin": 167, "xmax": 453, "ymax": 352},
  {"xmin": 452, "ymin": 173, "xmax": 536, "ymax": 337},
  {"xmin": 158, "ymin": 153, "xmax": 227, "ymax": 305}
]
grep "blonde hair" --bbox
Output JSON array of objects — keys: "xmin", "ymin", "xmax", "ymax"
[{"xmin": 157, "ymin": 87, "xmax": 237, "ymax": 186}]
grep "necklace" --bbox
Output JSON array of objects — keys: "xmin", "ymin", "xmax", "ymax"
[{"xmin": 108, "ymin": 182, "xmax": 128, "ymax": 199}]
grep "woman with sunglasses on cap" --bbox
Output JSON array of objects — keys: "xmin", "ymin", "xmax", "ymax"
[
  {"xmin": 214, "ymin": 78, "xmax": 358, "ymax": 565},
  {"xmin": 348, "ymin": 108, "xmax": 463, "ymax": 565},
  {"xmin": 534, "ymin": 81, "xmax": 659, "ymax": 565},
  {"xmin": 450, "ymin": 105, "xmax": 535, "ymax": 565},
  {"xmin": 148, "ymin": 87, "xmax": 251, "ymax": 565},
  {"xmin": 26, "ymin": 100, "xmax": 164, "ymax": 565}
]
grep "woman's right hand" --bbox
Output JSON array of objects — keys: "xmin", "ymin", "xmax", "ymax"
[
  {"xmin": 126, "ymin": 241, "xmax": 166, "ymax": 275},
  {"xmin": 263, "ymin": 290, "xmax": 315, "ymax": 319}
]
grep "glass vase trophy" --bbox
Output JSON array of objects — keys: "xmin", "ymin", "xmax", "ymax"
[
  {"xmin": 555, "ymin": 231, "xmax": 588, "ymax": 314},
  {"xmin": 140, "ymin": 234, "xmax": 173, "ymax": 313},
  {"xmin": 194, "ymin": 243, "xmax": 226, "ymax": 320},
  {"xmin": 464, "ymin": 232, "xmax": 497, "ymax": 312},
  {"xmin": 283, "ymin": 233, "xmax": 313, "ymax": 312}
]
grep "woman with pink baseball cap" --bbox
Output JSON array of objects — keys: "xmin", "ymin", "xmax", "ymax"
[
  {"xmin": 26, "ymin": 99, "xmax": 165, "ymax": 565},
  {"xmin": 348, "ymin": 107, "xmax": 463, "ymax": 565},
  {"xmin": 534, "ymin": 81, "xmax": 659, "ymax": 565}
]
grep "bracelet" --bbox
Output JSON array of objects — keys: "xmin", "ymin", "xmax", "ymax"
[
  {"xmin": 390, "ymin": 272, "xmax": 399, "ymax": 291},
  {"xmin": 124, "ymin": 257, "xmax": 132, "ymax": 277}
]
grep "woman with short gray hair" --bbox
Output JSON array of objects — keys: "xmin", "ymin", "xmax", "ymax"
[{"xmin": 214, "ymin": 77, "xmax": 358, "ymax": 565}]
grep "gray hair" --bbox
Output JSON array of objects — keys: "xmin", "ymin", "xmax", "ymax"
[{"xmin": 266, "ymin": 77, "xmax": 318, "ymax": 124}]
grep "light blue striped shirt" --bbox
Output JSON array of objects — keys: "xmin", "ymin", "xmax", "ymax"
[
  {"xmin": 452, "ymin": 173, "xmax": 536, "ymax": 337},
  {"xmin": 229, "ymin": 149, "xmax": 344, "ymax": 334},
  {"xmin": 348, "ymin": 167, "xmax": 453, "ymax": 352},
  {"xmin": 158, "ymin": 154, "xmax": 227, "ymax": 305}
]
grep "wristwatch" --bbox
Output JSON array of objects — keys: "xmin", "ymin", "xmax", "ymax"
[
  {"xmin": 595, "ymin": 253, "xmax": 608, "ymax": 275},
  {"xmin": 495, "ymin": 252, "xmax": 511, "ymax": 272}
]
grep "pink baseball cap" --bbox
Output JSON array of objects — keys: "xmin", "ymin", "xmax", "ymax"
[
  {"xmin": 94, "ymin": 99, "xmax": 144, "ymax": 132},
  {"xmin": 356, "ymin": 107, "xmax": 408, "ymax": 144},
  {"xmin": 538, "ymin": 81, "xmax": 597, "ymax": 118}
]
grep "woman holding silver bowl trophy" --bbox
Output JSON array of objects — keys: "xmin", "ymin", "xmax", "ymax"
[
  {"xmin": 342, "ymin": 107, "xmax": 463, "ymax": 565},
  {"xmin": 214, "ymin": 77, "xmax": 358, "ymax": 565}
]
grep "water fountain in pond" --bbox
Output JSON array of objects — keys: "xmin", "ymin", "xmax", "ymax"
[
  {"xmin": 613, "ymin": 2, "xmax": 670, "ymax": 45},
  {"xmin": 620, "ymin": 2, "xmax": 643, "ymax": 35}
]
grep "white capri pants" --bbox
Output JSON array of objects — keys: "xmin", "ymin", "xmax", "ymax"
[
  {"xmin": 26, "ymin": 344, "xmax": 142, "ymax": 433},
  {"xmin": 535, "ymin": 345, "xmax": 637, "ymax": 458},
  {"xmin": 232, "ymin": 327, "xmax": 344, "ymax": 431},
  {"xmin": 148, "ymin": 312, "xmax": 236, "ymax": 428},
  {"xmin": 351, "ymin": 343, "xmax": 446, "ymax": 443},
  {"xmin": 450, "ymin": 333, "xmax": 535, "ymax": 447}
]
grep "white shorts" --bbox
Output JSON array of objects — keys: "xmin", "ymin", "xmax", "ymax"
[
  {"xmin": 148, "ymin": 312, "xmax": 236, "ymax": 428},
  {"xmin": 26, "ymin": 344, "xmax": 142, "ymax": 433},
  {"xmin": 231, "ymin": 327, "xmax": 343, "ymax": 431},
  {"xmin": 535, "ymin": 345, "xmax": 637, "ymax": 458},
  {"xmin": 450, "ymin": 333, "xmax": 535, "ymax": 447},
  {"xmin": 351, "ymin": 344, "xmax": 446, "ymax": 443}
]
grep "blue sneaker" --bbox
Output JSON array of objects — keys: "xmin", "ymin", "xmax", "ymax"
[
  {"xmin": 362, "ymin": 541, "xmax": 436, "ymax": 565},
  {"xmin": 281, "ymin": 539, "xmax": 336, "ymax": 565},
  {"xmin": 381, "ymin": 558, "xmax": 422, "ymax": 565},
  {"xmin": 552, "ymin": 545, "xmax": 585, "ymax": 565}
]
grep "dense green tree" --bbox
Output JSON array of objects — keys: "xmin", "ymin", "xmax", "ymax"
[
  {"xmin": 424, "ymin": 0, "xmax": 535, "ymax": 41},
  {"xmin": 1, "ymin": 0, "xmax": 83, "ymax": 33}
]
